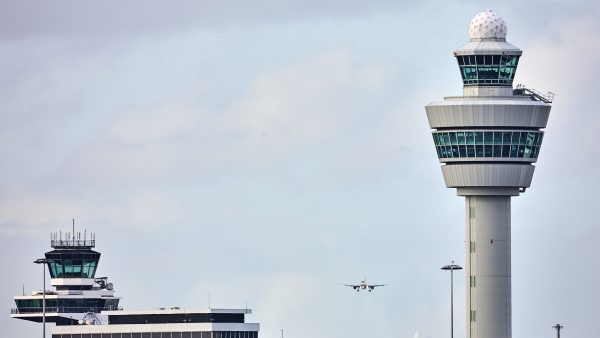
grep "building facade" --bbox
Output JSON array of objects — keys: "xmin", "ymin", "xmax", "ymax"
[
  {"xmin": 12, "ymin": 229, "xmax": 259, "ymax": 338},
  {"xmin": 51, "ymin": 308, "xmax": 259, "ymax": 338}
]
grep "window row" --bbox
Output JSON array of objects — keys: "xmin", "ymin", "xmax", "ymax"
[
  {"xmin": 433, "ymin": 131, "xmax": 543, "ymax": 147},
  {"xmin": 52, "ymin": 332, "xmax": 258, "ymax": 338},
  {"xmin": 456, "ymin": 55, "xmax": 519, "ymax": 66},
  {"xmin": 15, "ymin": 299, "xmax": 119, "ymax": 313},
  {"xmin": 436, "ymin": 144, "xmax": 541, "ymax": 159},
  {"xmin": 459, "ymin": 66, "xmax": 518, "ymax": 84},
  {"xmin": 48, "ymin": 259, "xmax": 98, "ymax": 278}
]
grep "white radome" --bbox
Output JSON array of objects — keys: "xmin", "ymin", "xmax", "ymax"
[{"xmin": 468, "ymin": 10, "xmax": 507, "ymax": 40}]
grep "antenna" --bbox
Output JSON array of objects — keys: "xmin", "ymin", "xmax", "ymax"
[
  {"xmin": 72, "ymin": 218, "xmax": 75, "ymax": 240},
  {"xmin": 208, "ymin": 292, "xmax": 211, "ymax": 309}
]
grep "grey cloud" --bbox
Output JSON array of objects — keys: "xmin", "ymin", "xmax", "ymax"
[{"xmin": 0, "ymin": 0, "xmax": 416, "ymax": 39}]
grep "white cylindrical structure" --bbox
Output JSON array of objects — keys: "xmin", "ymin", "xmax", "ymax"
[{"xmin": 464, "ymin": 193, "xmax": 511, "ymax": 338}]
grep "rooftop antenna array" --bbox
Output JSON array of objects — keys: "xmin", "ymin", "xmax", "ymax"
[{"xmin": 50, "ymin": 219, "xmax": 95, "ymax": 248}]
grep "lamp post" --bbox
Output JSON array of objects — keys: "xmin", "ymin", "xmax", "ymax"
[
  {"xmin": 552, "ymin": 323, "xmax": 564, "ymax": 338},
  {"xmin": 34, "ymin": 258, "xmax": 52, "ymax": 338},
  {"xmin": 441, "ymin": 261, "xmax": 462, "ymax": 338}
]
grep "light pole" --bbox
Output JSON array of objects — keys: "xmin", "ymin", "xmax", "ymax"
[
  {"xmin": 441, "ymin": 261, "xmax": 462, "ymax": 338},
  {"xmin": 34, "ymin": 258, "xmax": 52, "ymax": 338},
  {"xmin": 552, "ymin": 323, "xmax": 564, "ymax": 338}
]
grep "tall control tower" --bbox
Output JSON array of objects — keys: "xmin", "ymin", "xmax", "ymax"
[{"xmin": 425, "ymin": 10, "xmax": 553, "ymax": 338}]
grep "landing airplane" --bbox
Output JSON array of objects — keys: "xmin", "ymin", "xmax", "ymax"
[{"xmin": 342, "ymin": 278, "xmax": 386, "ymax": 292}]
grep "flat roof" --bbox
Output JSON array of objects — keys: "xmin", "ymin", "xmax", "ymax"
[{"xmin": 102, "ymin": 308, "xmax": 252, "ymax": 316}]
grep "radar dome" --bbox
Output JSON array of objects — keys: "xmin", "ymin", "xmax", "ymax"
[{"xmin": 468, "ymin": 10, "xmax": 507, "ymax": 40}]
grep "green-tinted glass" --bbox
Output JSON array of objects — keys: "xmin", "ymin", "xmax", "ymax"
[
  {"xmin": 442, "ymin": 133, "xmax": 450, "ymax": 146},
  {"xmin": 494, "ymin": 132, "xmax": 503, "ymax": 144},
  {"xmin": 462, "ymin": 67, "xmax": 477, "ymax": 80},
  {"xmin": 512, "ymin": 132, "xmax": 521, "ymax": 144},
  {"xmin": 466, "ymin": 132, "xmax": 474, "ymax": 144},
  {"xmin": 449, "ymin": 132, "xmax": 458, "ymax": 145},
  {"xmin": 493, "ymin": 145, "xmax": 502, "ymax": 157},
  {"xmin": 475, "ymin": 145, "xmax": 484, "ymax": 157},
  {"xmin": 517, "ymin": 145, "xmax": 525, "ymax": 158},
  {"xmin": 519, "ymin": 132, "xmax": 528, "ymax": 144},
  {"xmin": 456, "ymin": 132, "xmax": 465, "ymax": 144},
  {"xmin": 526, "ymin": 132, "xmax": 536, "ymax": 146},
  {"xmin": 477, "ymin": 66, "xmax": 499, "ymax": 80},
  {"xmin": 523, "ymin": 145, "xmax": 532, "ymax": 158},
  {"xmin": 452, "ymin": 145, "xmax": 459, "ymax": 157},
  {"xmin": 484, "ymin": 132, "xmax": 493, "ymax": 145},
  {"xmin": 459, "ymin": 145, "xmax": 467, "ymax": 157},
  {"xmin": 467, "ymin": 145, "xmax": 475, "ymax": 157},
  {"xmin": 475, "ymin": 132, "xmax": 483, "ymax": 145},
  {"xmin": 502, "ymin": 132, "xmax": 512, "ymax": 144},
  {"xmin": 484, "ymin": 145, "xmax": 493, "ymax": 157}
]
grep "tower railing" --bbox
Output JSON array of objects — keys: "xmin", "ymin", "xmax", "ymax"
[
  {"xmin": 11, "ymin": 305, "xmax": 123, "ymax": 314},
  {"xmin": 50, "ymin": 238, "xmax": 95, "ymax": 248},
  {"xmin": 513, "ymin": 84, "xmax": 555, "ymax": 103}
]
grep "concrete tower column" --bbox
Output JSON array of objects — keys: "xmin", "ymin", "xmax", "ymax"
[
  {"xmin": 463, "ymin": 191, "xmax": 512, "ymax": 338},
  {"xmin": 425, "ymin": 10, "xmax": 553, "ymax": 338}
]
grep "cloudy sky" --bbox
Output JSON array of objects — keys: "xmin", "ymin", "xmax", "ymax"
[{"xmin": 1, "ymin": 1, "xmax": 599, "ymax": 337}]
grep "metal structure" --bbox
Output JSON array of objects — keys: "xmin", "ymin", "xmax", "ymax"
[
  {"xmin": 552, "ymin": 323, "xmax": 564, "ymax": 338},
  {"xmin": 33, "ymin": 258, "xmax": 51, "ymax": 338},
  {"xmin": 441, "ymin": 262, "xmax": 463, "ymax": 338},
  {"xmin": 425, "ymin": 10, "xmax": 553, "ymax": 338}
]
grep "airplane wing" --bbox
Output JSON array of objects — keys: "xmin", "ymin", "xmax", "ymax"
[
  {"xmin": 368, "ymin": 284, "xmax": 387, "ymax": 289},
  {"xmin": 342, "ymin": 284, "xmax": 360, "ymax": 290}
]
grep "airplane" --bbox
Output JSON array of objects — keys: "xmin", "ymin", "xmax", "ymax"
[{"xmin": 342, "ymin": 277, "xmax": 386, "ymax": 292}]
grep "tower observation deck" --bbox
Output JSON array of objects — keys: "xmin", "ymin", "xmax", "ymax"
[
  {"xmin": 11, "ymin": 228, "xmax": 120, "ymax": 325},
  {"xmin": 425, "ymin": 10, "xmax": 553, "ymax": 338}
]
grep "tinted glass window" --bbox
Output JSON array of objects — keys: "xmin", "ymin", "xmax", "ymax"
[{"xmin": 432, "ymin": 130, "xmax": 543, "ymax": 159}]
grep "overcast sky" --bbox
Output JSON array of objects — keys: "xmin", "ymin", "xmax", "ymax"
[{"xmin": 1, "ymin": 1, "xmax": 599, "ymax": 338}]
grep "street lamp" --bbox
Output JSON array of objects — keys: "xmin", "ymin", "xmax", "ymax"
[
  {"xmin": 441, "ymin": 261, "xmax": 462, "ymax": 338},
  {"xmin": 34, "ymin": 258, "xmax": 52, "ymax": 338},
  {"xmin": 552, "ymin": 323, "xmax": 564, "ymax": 338}
]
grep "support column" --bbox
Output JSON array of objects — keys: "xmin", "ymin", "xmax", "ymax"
[{"xmin": 464, "ymin": 194, "xmax": 512, "ymax": 338}]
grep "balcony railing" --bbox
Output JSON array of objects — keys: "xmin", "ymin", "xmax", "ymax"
[
  {"xmin": 11, "ymin": 306, "xmax": 122, "ymax": 314},
  {"xmin": 50, "ymin": 238, "xmax": 95, "ymax": 248}
]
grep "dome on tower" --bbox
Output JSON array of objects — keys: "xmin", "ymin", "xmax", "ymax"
[{"xmin": 468, "ymin": 10, "xmax": 507, "ymax": 40}]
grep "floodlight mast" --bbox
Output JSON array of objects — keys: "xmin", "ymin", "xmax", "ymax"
[{"xmin": 425, "ymin": 10, "xmax": 553, "ymax": 338}]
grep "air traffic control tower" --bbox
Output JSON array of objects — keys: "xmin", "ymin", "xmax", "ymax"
[{"xmin": 425, "ymin": 10, "xmax": 553, "ymax": 338}]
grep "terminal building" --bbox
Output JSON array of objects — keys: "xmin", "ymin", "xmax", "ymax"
[
  {"xmin": 425, "ymin": 10, "xmax": 553, "ymax": 338},
  {"xmin": 11, "ymin": 229, "xmax": 260, "ymax": 338}
]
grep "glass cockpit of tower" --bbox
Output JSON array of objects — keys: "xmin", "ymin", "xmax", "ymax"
[
  {"xmin": 46, "ymin": 234, "xmax": 100, "ymax": 282},
  {"xmin": 456, "ymin": 54, "xmax": 520, "ymax": 86}
]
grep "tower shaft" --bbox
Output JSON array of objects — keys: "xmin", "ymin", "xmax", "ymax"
[{"xmin": 464, "ymin": 193, "xmax": 511, "ymax": 338}]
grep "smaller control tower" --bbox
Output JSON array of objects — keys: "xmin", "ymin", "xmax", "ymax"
[
  {"xmin": 11, "ymin": 228, "xmax": 120, "ymax": 325},
  {"xmin": 425, "ymin": 10, "xmax": 553, "ymax": 338}
]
